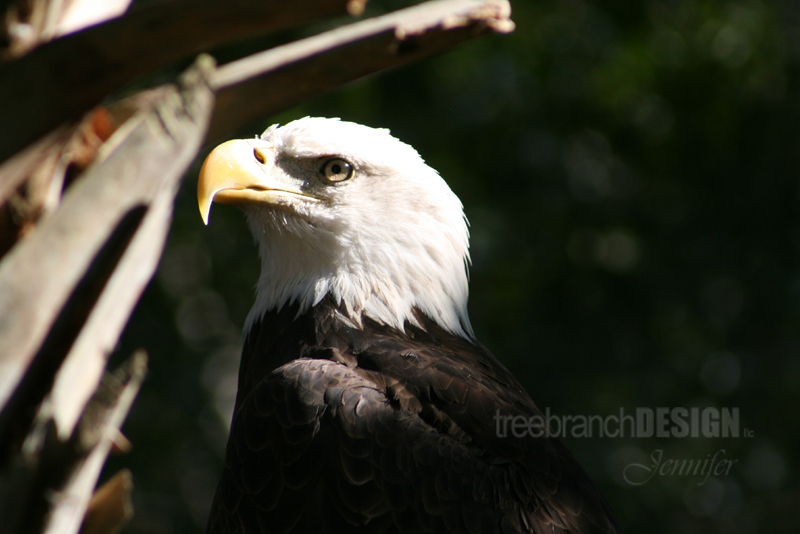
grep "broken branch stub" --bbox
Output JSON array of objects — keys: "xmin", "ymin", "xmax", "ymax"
[{"xmin": 45, "ymin": 352, "xmax": 147, "ymax": 534}]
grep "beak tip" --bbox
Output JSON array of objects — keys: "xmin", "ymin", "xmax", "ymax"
[{"xmin": 199, "ymin": 204, "xmax": 211, "ymax": 226}]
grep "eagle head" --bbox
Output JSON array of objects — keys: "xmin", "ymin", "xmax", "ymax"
[{"xmin": 198, "ymin": 117, "xmax": 473, "ymax": 339}]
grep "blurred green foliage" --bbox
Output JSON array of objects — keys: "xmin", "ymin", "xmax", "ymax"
[{"xmin": 110, "ymin": 0, "xmax": 800, "ymax": 532}]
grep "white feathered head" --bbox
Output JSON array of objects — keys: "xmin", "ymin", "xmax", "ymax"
[{"xmin": 198, "ymin": 117, "xmax": 473, "ymax": 338}]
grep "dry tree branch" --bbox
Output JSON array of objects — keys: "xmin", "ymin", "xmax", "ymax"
[
  {"xmin": 0, "ymin": 55, "xmax": 215, "ymax": 445},
  {"xmin": 0, "ymin": 0, "xmax": 355, "ymax": 165},
  {"xmin": 208, "ymin": 0, "xmax": 514, "ymax": 141}
]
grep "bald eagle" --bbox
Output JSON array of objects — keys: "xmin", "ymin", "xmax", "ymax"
[{"xmin": 198, "ymin": 118, "xmax": 622, "ymax": 534}]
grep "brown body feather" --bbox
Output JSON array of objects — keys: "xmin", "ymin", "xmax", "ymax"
[{"xmin": 207, "ymin": 297, "xmax": 622, "ymax": 534}]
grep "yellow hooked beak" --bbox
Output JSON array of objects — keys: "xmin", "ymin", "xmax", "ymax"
[{"xmin": 197, "ymin": 140, "xmax": 316, "ymax": 224}]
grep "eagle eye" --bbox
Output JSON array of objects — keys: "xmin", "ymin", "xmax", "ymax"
[{"xmin": 321, "ymin": 158, "xmax": 353, "ymax": 183}]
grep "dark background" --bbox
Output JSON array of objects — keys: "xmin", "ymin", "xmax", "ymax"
[{"xmin": 110, "ymin": 0, "xmax": 800, "ymax": 532}]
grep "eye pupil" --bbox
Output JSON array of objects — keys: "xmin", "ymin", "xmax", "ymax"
[{"xmin": 331, "ymin": 164, "xmax": 341, "ymax": 174}]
